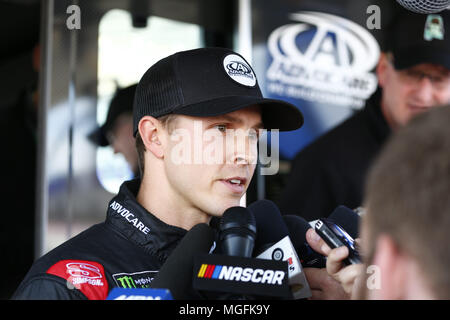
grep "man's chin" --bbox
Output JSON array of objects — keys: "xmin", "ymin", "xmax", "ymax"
[
  {"xmin": 407, "ymin": 105, "xmax": 433, "ymax": 119},
  {"xmin": 205, "ymin": 198, "xmax": 243, "ymax": 217}
]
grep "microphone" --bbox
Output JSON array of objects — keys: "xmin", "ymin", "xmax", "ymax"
[
  {"xmin": 219, "ymin": 206, "xmax": 257, "ymax": 257},
  {"xmin": 106, "ymin": 288, "xmax": 173, "ymax": 300},
  {"xmin": 193, "ymin": 206, "xmax": 291, "ymax": 299},
  {"xmin": 150, "ymin": 223, "xmax": 215, "ymax": 300},
  {"xmin": 283, "ymin": 215, "xmax": 327, "ymax": 268},
  {"xmin": 216, "ymin": 206, "xmax": 256, "ymax": 299},
  {"xmin": 396, "ymin": 0, "xmax": 450, "ymax": 14},
  {"xmin": 250, "ymin": 200, "xmax": 289, "ymax": 256},
  {"xmin": 327, "ymin": 205, "xmax": 360, "ymax": 239},
  {"xmin": 248, "ymin": 200, "xmax": 311, "ymax": 299}
]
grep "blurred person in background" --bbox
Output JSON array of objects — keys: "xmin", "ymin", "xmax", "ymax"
[
  {"xmin": 89, "ymin": 84, "xmax": 140, "ymax": 178},
  {"xmin": 279, "ymin": 10, "xmax": 450, "ymax": 221},
  {"xmin": 306, "ymin": 106, "xmax": 450, "ymax": 299}
]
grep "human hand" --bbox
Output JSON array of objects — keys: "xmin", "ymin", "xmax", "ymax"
[
  {"xmin": 302, "ymin": 229, "xmax": 348, "ymax": 299},
  {"xmin": 306, "ymin": 228, "xmax": 363, "ymax": 296},
  {"xmin": 304, "ymin": 267, "xmax": 350, "ymax": 300}
]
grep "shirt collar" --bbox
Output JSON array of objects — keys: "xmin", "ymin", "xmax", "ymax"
[{"xmin": 105, "ymin": 179, "xmax": 187, "ymax": 263}]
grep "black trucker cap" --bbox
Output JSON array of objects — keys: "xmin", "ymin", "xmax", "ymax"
[
  {"xmin": 132, "ymin": 47, "xmax": 303, "ymax": 136},
  {"xmin": 89, "ymin": 84, "xmax": 137, "ymax": 147},
  {"xmin": 386, "ymin": 9, "xmax": 450, "ymax": 70}
]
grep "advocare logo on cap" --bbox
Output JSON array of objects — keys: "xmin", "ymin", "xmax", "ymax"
[{"xmin": 223, "ymin": 54, "xmax": 257, "ymax": 87}]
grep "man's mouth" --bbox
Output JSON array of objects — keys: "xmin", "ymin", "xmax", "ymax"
[
  {"xmin": 408, "ymin": 104, "xmax": 431, "ymax": 112},
  {"xmin": 220, "ymin": 177, "xmax": 247, "ymax": 194}
]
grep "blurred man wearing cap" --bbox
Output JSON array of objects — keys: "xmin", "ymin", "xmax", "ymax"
[
  {"xmin": 89, "ymin": 84, "xmax": 139, "ymax": 177},
  {"xmin": 13, "ymin": 47, "xmax": 303, "ymax": 299},
  {"xmin": 279, "ymin": 9, "xmax": 450, "ymax": 300},
  {"xmin": 306, "ymin": 105, "xmax": 450, "ymax": 299},
  {"xmin": 279, "ymin": 10, "xmax": 450, "ymax": 223}
]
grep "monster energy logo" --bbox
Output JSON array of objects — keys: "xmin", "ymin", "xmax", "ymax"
[
  {"xmin": 116, "ymin": 275, "xmax": 138, "ymax": 288},
  {"xmin": 112, "ymin": 271, "xmax": 158, "ymax": 289}
]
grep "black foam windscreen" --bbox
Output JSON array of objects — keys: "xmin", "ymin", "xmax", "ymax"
[
  {"xmin": 283, "ymin": 215, "xmax": 327, "ymax": 268},
  {"xmin": 150, "ymin": 223, "xmax": 215, "ymax": 299},
  {"xmin": 219, "ymin": 206, "xmax": 257, "ymax": 257},
  {"xmin": 220, "ymin": 206, "xmax": 257, "ymax": 236},
  {"xmin": 247, "ymin": 200, "xmax": 289, "ymax": 253},
  {"xmin": 328, "ymin": 205, "xmax": 360, "ymax": 239},
  {"xmin": 282, "ymin": 215, "xmax": 312, "ymax": 250}
]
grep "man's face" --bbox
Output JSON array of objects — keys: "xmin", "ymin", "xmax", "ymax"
[
  {"xmin": 162, "ymin": 106, "xmax": 263, "ymax": 217},
  {"xmin": 378, "ymin": 54, "xmax": 450, "ymax": 129}
]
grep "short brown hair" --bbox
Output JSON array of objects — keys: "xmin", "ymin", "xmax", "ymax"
[
  {"xmin": 135, "ymin": 114, "xmax": 179, "ymax": 176},
  {"xmin": 363, "ymin": 106, "xmax": 450, "ymax": 299}
]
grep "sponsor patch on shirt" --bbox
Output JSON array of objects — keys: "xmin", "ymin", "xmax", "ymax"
[
  {"xmin": 109, "ymin": 200, "xmax": 151, "ymax": 235},
  {"xmin": 112, "ymin": 270, "xmax": 158, "ymax": 288},
  {"xmin": 47, "ymin": 260, "xmax": 108, "ymax": 300}
]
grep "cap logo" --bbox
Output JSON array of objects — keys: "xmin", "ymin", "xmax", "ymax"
[
  {"xmin": 424, "ymin": 14, "xmax": 444, "ymax": 41},
  {"xmin": 223, "ymin": 54, "xmax": 257, "ymax": 87}
]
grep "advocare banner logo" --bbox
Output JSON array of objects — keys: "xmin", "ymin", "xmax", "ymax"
[{"xmin": 266, "ymin": 11, "xmax": 380, "ymax": 109}]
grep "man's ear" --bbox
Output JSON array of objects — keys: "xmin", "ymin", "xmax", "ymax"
[
  {"xmin": 376, "ymin": 52, "xmax": 389, "ymax": 88},
  {"xmin": 138, "ymin": 116, "xmax": 164, "ymax": 159},
  {"xmin": 371, "ymin": 234, "xmax": 405, "ymax": 300}
]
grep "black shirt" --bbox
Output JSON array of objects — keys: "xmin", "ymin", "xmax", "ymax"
[
  {"xmin": 12, "ymin": 179, "xmax": 188, "ymax": 300},
  {"xmin": 278, "ymin": 90, "xmax": 391, "ymax": 221}
]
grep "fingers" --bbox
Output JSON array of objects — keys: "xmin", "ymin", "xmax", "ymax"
[
  {"xmin": 306, "ymin": 228, "xmax": 331, "ymax": 256},
  {"xmin": 303, "ymin": 268, "xmax": 327, "ymax": 300},
  {"xmin": 304, "ymin": 267, "xmax": 351, "ymax": 300},
  {"xmin": 303, "ymin": 267, "xmax": 324, "ymax": 290},
  {"xmin": 326, "ymin": 246, "xmax": 349, "ymax": 276},
  {"xmin": 336, "ymin": 264, "xmax": 364, "ymax": 294},
  {"xmin": 326, "ymin": 246, "xmax": 364, "ymax": 296}
]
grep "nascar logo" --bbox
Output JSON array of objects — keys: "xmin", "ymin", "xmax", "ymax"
[{"xmin": 197, "ymin": 264, "xmax": 285, "ymax": 285}]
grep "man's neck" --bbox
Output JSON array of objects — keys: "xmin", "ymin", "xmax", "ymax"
[{"xmin": 136, "ymin": 173, "xmax": 210, "ymax": 231}]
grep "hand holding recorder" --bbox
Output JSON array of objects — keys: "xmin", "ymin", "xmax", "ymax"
[{"xmin": 307, "ymin": 219, "xmax": 364, "ymax": 297}]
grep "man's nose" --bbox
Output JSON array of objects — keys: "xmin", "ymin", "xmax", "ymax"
[
  {"xmin": 230, "ymin": 132, "xmax": 257, "ymax": 165},
  {"xmin": 233, "ymin": 155, "xmax": 249, "ymax": 165},
  {"xmin": 414, "ymin": 77, "xmax": 435, "ymax": 103}
]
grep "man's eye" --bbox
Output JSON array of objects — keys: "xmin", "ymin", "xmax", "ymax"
[{"xmin": 215, "ymin": 124, "xmax": 227, "ymax": 132}]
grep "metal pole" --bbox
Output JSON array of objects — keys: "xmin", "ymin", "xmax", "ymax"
[
  {"xmin": 66, "ymin": 0, "xmax": 79, "ymax": 240},
  {"xmin": 35, "ymin": 0, "xmax": 54, "ymax": 258}
]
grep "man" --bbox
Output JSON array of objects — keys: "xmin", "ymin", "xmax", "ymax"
[
  {"xmin": 307, "ymin": 106, "xmax": 450, "ymax": 299},
  {"xmin": 279, "ymin": 10, "xmax": 450, "ymax": 221},
  {"xmin": 12, "ymin": 47, "xmax": 303, "ymax": 299},
  {"xmin": 89, "ymin": 84, "xmax": 140, "ymax": 177}
]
